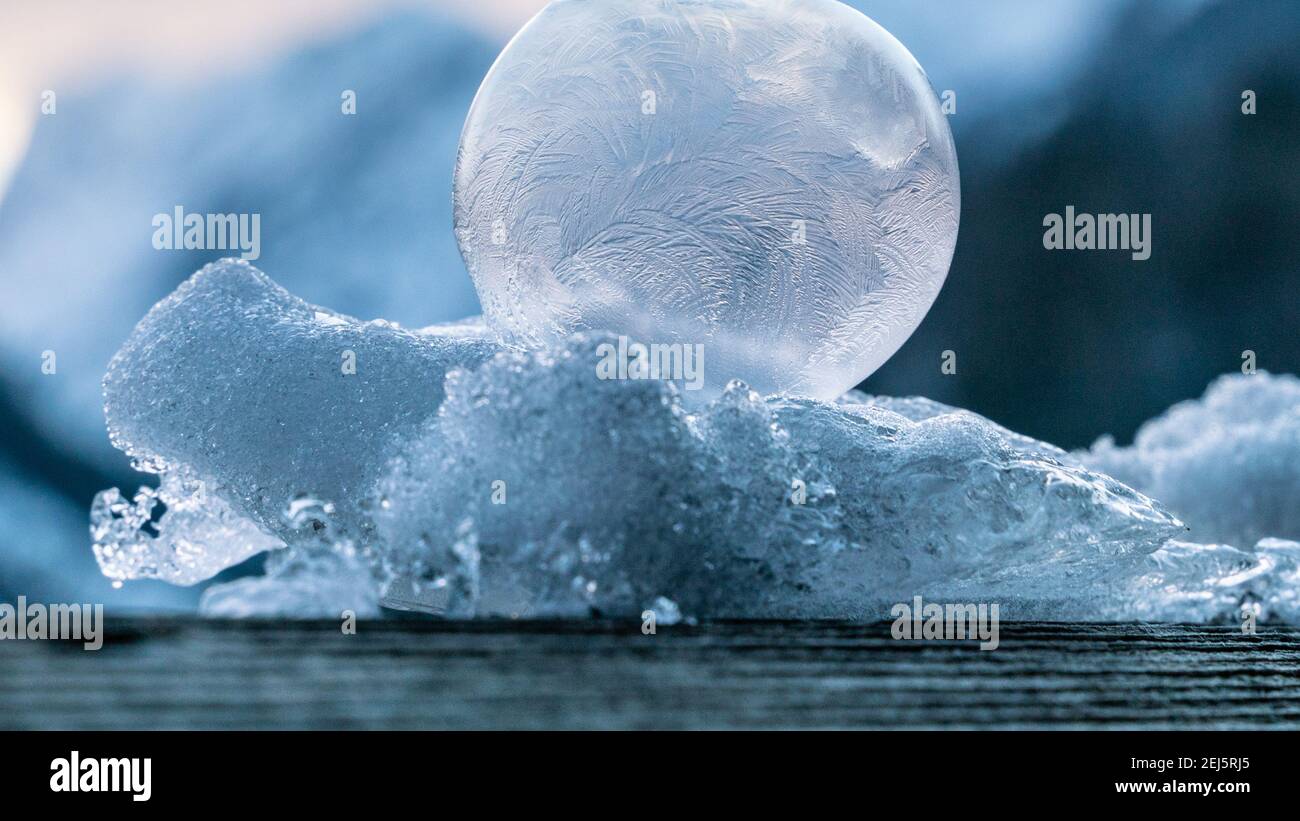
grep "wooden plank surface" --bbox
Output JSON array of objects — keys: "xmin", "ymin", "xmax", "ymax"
[{"xmin": 2, "ymin": 619, "xmax": 1298, "ymax": 729}]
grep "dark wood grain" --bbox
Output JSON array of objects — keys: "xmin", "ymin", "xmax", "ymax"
[{"xmin": 2, "ymin": 619, "xmax": 1297, "ymax": 729}]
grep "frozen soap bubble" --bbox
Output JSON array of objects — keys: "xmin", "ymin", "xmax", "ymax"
[{"xmin": 454, "ymin": 0, "xmax": 959, "ymax": 400}]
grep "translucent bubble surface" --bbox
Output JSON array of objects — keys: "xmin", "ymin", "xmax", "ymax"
[{"xmin": 454, "ymin": 0, "xmax": 959, "ymax": 399}]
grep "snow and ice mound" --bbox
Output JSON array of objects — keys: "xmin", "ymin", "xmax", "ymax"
[
  {"xmin": 373, "ymin": 335, "xmax": 1182, "ymax": 619},
  {"xmin": 93, "ymin": 265, "xmax": 1298, "ymax": 622},
  {"xmin": 1081, "ymin": 372, "xmax": 1300, "ymax": 548},
  {"xmin": 375, "ymin": 338, "xmax": 843, "ymax": 618},
  {"xmin": 94, "ymin": 259, "xmax": 500, "ymax": 589}
]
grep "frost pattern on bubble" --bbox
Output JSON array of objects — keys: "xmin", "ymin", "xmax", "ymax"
[
  {"xmin": 453, "ymin": 0, "xmax": 960, "ymax": 399},
  {"xmin": 1081, "ymin": 373, "xmax": 1300, "ymax": 548},
  {"xmin": 94, "ymin": 259, "xmax": 500, "ymax": 589}
]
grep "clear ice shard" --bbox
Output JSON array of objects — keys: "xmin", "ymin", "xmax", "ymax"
[
  {"xmin": 1115, "ymin": 538, "xmax": 1300, "ymax": 623},
  {"xmin": 453, "ymin": 0, "xmax": 960, "ymax": 401},
  {"xmin": 94, "ymin": 265, "xmax": 1299, "ymax": 622},
  {"xmin": 197, "ymin": 496, "xmax": 384, "ymax": 618},
  {"xmin": 90, "ymin": 470, "xmax": 281, "ymax": 587},
  {"xmin": 94, "ymin": 259, "xmax": 500, "ymax": 591}
]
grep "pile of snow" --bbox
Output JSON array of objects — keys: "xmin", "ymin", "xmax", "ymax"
[{"xmin": 1081, "ymin": 373, "xmax": 1300, "ymax": 548}]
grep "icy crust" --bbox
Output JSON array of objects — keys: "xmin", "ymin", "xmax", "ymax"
[
  {"xmin": 1080, "ymin": 373, "xmax": 1300, "ymax": 549},
  {"xmin": 374, "ymin": 340, "xmax": 1184, "ymax": 618},
  {"xmin": 94, "ymin": 259, "xmax": 500, "ymax": 594},
  {"xmin": 93, "ymin": 265, "xmax": 1299, "ymax": 621}
]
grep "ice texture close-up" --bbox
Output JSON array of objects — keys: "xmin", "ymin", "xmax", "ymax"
[
  {"xmin": 92, "ymin": 263, "xmax": 1300, "ymax": 623},
  {"xmin": 93, "ymin": 260, "xmax": 499, "ymax": 594},
  {"xmin": 374, "ymin": 342, "xmax": 1184, "ymax": 620},
  {"xmin": 453, "ymin": 0, "xmax": 960, "ymax": 400}
]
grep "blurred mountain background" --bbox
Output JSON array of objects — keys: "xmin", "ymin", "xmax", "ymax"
[{"xmin": 0, "ymin": 0, "xmax": 1295, "ymax": 608}]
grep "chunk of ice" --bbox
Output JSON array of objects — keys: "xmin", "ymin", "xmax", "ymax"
[
  {"xmin": 1114, "ymin": 538, "xmax": 1300, "ymax": 623},
  {"xmin": 198, "ymin": 496, "xmax": 382, "ymax": 618},
  {"xmin": 95, "ymin": 259, "xmax": 500, "ymax": 586},
  {"xmin": 90, "ymin": 469, "xmax": 281, "ymax": 587},
  {"xmin": 374, "ymin": 334, "xmax": 1184, "ymax": 619}
]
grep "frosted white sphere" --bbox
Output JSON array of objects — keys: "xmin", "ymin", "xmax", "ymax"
[{"xmin": 454, "ymin": 0, "xmax": 959, "ymax": 399}]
